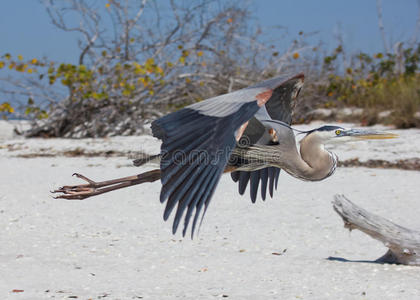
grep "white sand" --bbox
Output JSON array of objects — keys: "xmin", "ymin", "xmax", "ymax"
[{"xmin": 1, "ymin": 121, "xmax": 420, "ymax": 299}]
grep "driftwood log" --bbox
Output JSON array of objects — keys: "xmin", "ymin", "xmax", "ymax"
[{"xmin": 333, "ymin": 194, "xmax": 420, "ymax": 266}]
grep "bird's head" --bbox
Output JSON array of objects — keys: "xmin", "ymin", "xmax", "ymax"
[
  {"xmin": 259, "ymin": 120, "xmax": 398, "ymax": 146},
  {"xmin": 304, "ymin": 125, "xmax": 398, "ymax": 144}
]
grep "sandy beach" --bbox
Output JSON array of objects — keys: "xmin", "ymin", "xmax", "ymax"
[{"xmin": 1, "ymin": 120, "xmax": 420, "ymax": 299}]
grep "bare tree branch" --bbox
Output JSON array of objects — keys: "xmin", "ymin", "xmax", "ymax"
[{"xmin": 376, "ymin": 0, "xmax": 389, "ymax": 53}]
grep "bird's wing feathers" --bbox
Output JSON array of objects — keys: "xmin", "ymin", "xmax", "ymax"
[
  {"xmin": 231, "ymin": 167, "xmax": 281, "ymax": 202},
  {"xmin": 151, "ymin": 73, "xmax": 304, "ymax": 236},
  {"xmin": 152, "ymin": 101, "xmax": 258, "ymax": 237},
  {"xmin": 230, "ymin": 74, "xmax": 304, "ymax": 203}
]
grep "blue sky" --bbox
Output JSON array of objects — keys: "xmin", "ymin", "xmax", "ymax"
[
  {"xmin": 254, "ymin": 0, "xmax": 419, "ymax": 54},
  {"xmin": 0, "ymin": 1, "xmax": 419, "ymax": 63}
]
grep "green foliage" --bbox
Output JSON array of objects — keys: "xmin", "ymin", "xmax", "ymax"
[
  {"xmin": 0, "ymin": 53, "xmax": 46, "ymax": 119},
  {"xmin": 0, "ymin": 50, "xmax": 180, "ymax": 120},
  {"xmin": 0, "ymin": 102, "xmax": 14, "ymax": 119},
  {"xmin": 321, "ymin": 45, "xmax": 420, "ymax": 128},
  {"xmin": 44, "ymin": 58, "xmax": 166, "ymax": 101},
  {"xmin": 24, "ymin": 97, "xmax": 49, "ymax": 120}
]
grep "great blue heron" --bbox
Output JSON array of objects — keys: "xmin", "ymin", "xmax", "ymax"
[{"xmin": 53, "ymin": 73, "xmax": 397, "ymax": 237}]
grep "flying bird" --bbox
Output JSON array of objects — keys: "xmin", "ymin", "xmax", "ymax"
[{"xmin": 53, "ymin": 73, "xmax": 397, "ymax": 237}]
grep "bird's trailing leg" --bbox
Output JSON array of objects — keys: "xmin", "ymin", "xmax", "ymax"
[{"xmin": 52, "ymin": 169, "xmax": 161, "ymax": 200}]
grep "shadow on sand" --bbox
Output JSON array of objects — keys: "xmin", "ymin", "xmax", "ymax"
[{"xmin": 326, "ymin": 256, "xmax": 399, "ymax": 265}]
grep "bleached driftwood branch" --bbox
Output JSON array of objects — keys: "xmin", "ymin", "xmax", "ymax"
[{"xmin": 333, "ymin": 194, "xmax": 420, "ymax": 266}]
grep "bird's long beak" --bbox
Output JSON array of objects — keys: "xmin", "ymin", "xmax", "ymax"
[{"xmin": 344, "ymin": 129, "xmax": 398, "ymax": 140}]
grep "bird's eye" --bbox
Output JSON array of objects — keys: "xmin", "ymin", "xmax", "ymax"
[{"xmin": 335, "ymin": 129, "xmax": 341, "ymax": 135}]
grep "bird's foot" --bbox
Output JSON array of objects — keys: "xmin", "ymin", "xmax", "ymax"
[
  {"xmin": 52, "ymin": 173, "xmax": 100, "ymax": 200},
  {"xmin": 52, "ymin": 169, "xmax": 161, "ymax": 200}
]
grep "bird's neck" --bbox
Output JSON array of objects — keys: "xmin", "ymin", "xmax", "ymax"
[
  {"xmin": 295, "ymin": 134, "xmax": 337, "ymax": 181},
  {"xmin": 230, "ymin": 134, "xmax": 337, "ymax": 181}
]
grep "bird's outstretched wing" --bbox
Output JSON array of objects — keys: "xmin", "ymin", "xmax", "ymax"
[
  {"xmin": 230, "ymin": 75, "xmax": 304, "ymax": 202},
  {"xmin": 231, "ymin": 167, "xmax": 281, "ymax": 202},
  {"xmin": 151, "ymin": 73, "xmax": 304, "ymax": 237}
]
